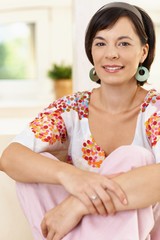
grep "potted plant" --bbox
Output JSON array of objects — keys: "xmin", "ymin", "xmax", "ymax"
[{"xmin": 47, "ymin": 63, "xmax": 72, "ymax": 99}]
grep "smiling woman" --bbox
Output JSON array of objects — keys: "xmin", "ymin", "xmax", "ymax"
[
  {"xmin": 1, "ymin": 2, "xmax": 160, "ymax": 240},
  {"xmin": 91, "ymin": 17, "xmax": 149, "ymax": 88},
  {"xmin": 74, "ymin": 1, "xmax": 160, "ymax": 93}
]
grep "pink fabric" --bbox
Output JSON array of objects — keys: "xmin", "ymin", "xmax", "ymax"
[{"xmin": 16, "ymin": 146, "xmax": 160, "ymax": 240}]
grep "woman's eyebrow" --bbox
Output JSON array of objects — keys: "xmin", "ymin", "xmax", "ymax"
[
  {"xmin": 93, "ymin": 35, "xmax": 133, "ymax": 41},
  {"xmin": 118, "ymin": 35, "xmax": 133, "ymax": 41},
  {"xmin": 93, "ymin": 36, "xmax": 105, "ymax": 41}
]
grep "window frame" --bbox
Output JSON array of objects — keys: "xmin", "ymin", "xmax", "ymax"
[{"xmin": 0, "ymin": 8, "xmax": 52, "ymax": 105}]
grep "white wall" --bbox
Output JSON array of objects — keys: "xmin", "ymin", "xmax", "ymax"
[{"xmin": 0, "ymin": 1, "xmax": 72, "ymax": 240}]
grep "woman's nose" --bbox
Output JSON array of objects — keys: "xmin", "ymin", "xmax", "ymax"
[{"xmin": 105, "ymin": 46, "xmax": 119, "ymax": 59}]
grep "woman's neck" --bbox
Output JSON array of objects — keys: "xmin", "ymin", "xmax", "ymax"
[{"xmin": 93, "ymin": 83, "xmax": 144, "ymax": 115}]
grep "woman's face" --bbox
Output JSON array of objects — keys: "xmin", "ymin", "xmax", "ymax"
[{"xmin": 91, "ymin": 16, "xmax": 149, "ymax": 86}]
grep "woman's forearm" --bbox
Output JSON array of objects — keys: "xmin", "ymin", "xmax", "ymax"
[
  {"xmin": 54, "ymin": 163, "xmax": 160, "ymax": 221},
  {"xmin": 69, "ymin": 164, "xmax": 160, "ymax": 217},
  {"xmin": 2, "ymin": 143, "xmax": 159, "ymax": 214},
  {"xmin": 0, "ymin": 142, "xmax": 76, "ymax": 184},
  {"xmin": 109, "ymin": 164, "xmax": 160, "ymax": 211}
]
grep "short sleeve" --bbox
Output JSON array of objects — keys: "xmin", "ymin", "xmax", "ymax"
[
  {"xmin": 12, "ymin": 91, "xmax": 91, "ymax": 162},
  {"xmin": 13, "ymin": 104, "xmax": 68, "ymax": 155},
  {"xmin": 144, "ymin": 90, "xmax": 160, "ymax": 163}
]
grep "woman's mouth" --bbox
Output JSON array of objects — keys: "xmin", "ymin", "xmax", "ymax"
[{"xmin": 103, "ymin": 65, "xmax": 124, "ymax": 72}]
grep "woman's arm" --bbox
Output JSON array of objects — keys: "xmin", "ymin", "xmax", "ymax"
[
  {"xmin": 0, "ymin": 142, "xmax": 127, "ymax": 215},
  {"xmin": 41, "ymin": 195, "xmax": 88, "ymax": 240},
  {"xmin": 2, "ymin": 143, "xmax": 159, "ymax": 212},
  {"xmin": 41, "ymin": 164, "xmax": 160, "ymax": 240},
  {"xmin": 109, "ymin": 163, "xmax": 160, "ymax": 211},
  {"xmin": 0, "ymin": 142, "xmax": 74, "ymax": 183},
  {"xmin": 58, "ymin": 164, "xmax": 160, "ymax": 220}
]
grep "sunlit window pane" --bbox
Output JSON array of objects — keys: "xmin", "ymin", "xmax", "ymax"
[{"xmin": 0, "ymin": 22, "xmax": 36, "ymax": 80}]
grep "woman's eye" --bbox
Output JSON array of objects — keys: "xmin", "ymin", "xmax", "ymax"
[
  {"xmin": 119, "ymin": 42, "xmax": 130, "ymax": 47},
  {"xmin": 95, "ymin": 42, "xmax": 105, "ymax": 47}
]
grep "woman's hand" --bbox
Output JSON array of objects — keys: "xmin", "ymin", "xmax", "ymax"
[
  {"xmin": 58, "ymin": 167, "xmax": 127, "ymax": 216},
  {"xmin": 41, "ymin": 195, "xmax": 88, "ymax": 240}
]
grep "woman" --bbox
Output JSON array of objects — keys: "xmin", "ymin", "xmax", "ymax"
[{"xmin": 0, "ymin": 2, "xmax": 160, "ymax": 240}]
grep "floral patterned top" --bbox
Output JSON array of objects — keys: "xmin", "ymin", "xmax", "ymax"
[{"xmin": 13, "ymin": 88, "xmax": 160, "ymax": 172}]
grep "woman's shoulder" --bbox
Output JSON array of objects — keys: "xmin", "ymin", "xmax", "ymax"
[
  {"xmin": 46, "ymin": 90, "xmax": 92, "ymax": 112},
  {"xmin": 141, "ymin": 88, "xmax": 160, "ymax": 113},
  {"xmin": 142, "ymin": 88, "xmax": 160, "ymax": 148},
  {"xmin": 35, "ymin": 90, "xmax": 92, "ymax": 121}
]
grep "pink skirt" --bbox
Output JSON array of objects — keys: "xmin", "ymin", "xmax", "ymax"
[{"xmin": 16, "ymin": 145, "xmax": 160, "ymax": 240}]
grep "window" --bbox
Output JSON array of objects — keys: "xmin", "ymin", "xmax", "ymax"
[
  {"xmin": 0, "ymin": 8, "xmax": 51, "ymax": 105},
  {"xmin": 0, "ymin": 22, "xmax": 36, "ymax": 80}
]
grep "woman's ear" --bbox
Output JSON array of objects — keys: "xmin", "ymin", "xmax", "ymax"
[{"xmin": 141, "ymin": 43, "xmax": 149, "ymax": 63}]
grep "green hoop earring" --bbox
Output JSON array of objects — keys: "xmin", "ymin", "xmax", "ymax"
[
  {"xmin": 89, "ymin": 68, "xmax": 99, "ymax": 82},
  {"xmin": 135, "ymin": 66, "xmax": 149, "ymax": 82}
]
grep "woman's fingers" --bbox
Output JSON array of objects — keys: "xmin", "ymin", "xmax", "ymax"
[
  {"xmin": 61, "ymin": 168, "xmax": 127, "ymax": 215},
  {"xmin": 77, "ymin": 192, "xmax": 98, "ymax": 214},
  {"xmin": 77, "ymin": 181, "xmax": 127, "ymax": 215},
  {"xmin": 78, "ymin": 188, "xmax": 116, "ymax": 216},
  {"xmin": 41, "ymin": 196, "xmax": 86, "ymax": 240},
  {"xmin": 46, "ymin": 230, "xmax": 55, "ymax": 240},
  {"xmin": 103, "ymin": 178, "xmax": 128, "ymax": 205},
  {"xmin": 78, "ymin": 179, "xmax": 127, "ymax": 215},
  {"xmin": 86, "ymin": 187, "xmax": 116, "ymax": 215},
  {"xmin": 95, "ymin": 187, "xmax": 116, "ymax": 215},
  {"xmin": 89, "ymin": 195, "xmax": 108, "ymax": 215},
  {"xmin": 41, "ymin": 219, "xmax": 48, "ymax": 237},
  {"xmin": 41, "ymin": 220, "xmax": 61, "ymax": 240}
]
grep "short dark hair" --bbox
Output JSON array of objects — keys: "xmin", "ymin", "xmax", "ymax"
[{"xmin": 85, "ymin": 4, "xmax": 156, "ymax": 85}]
